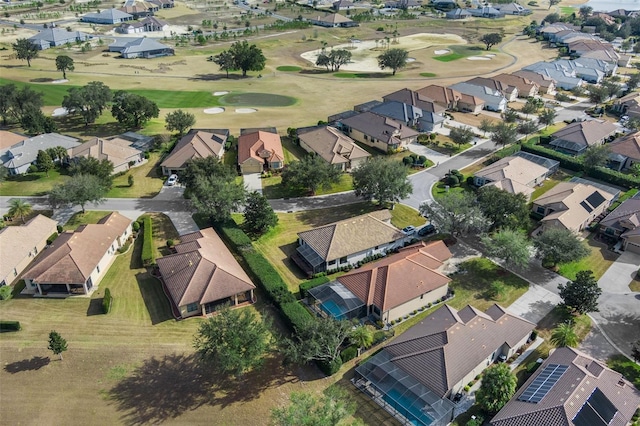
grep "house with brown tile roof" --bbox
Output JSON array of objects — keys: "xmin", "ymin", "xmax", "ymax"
[
  {"xmin": 237, "ymin": 130, "xmax": 284, "ymax": 174},
  {"xmin": 156, "ymin": 228, "xmax": 256, "ymax": 318},
  {"xmin": 0, "ymin": 130, "xmax": 26, "ymax": 151},
  {"xmin": 549, "ymin": 120, "xmax": 618, "ymax": 156},
  {"xmin": 607, "ymin": 131, "xmax": 640, "ymax": 172},
  {"xmin": 160, "ymin": 129, "xmax": 228, "ymax": 176},
  {"xmin": 599, "ymin": 193, "xmax": 640, "ymax": 254},
  {"xmin": 466, "ymin": 77, "xmax": 519, "ymax": 101},
  {"xmin": 382, "ymin": 88, "xmax": 446, "ymax": 114},
  {"xmin": 293, "ymin": 210, "xmax": 407, "ymax": 275},
  {"xmin": 513, "ymin": 70, "xmax": 556, "ymax": 94},
  {"xmin": 22, "ymin": 212, "xmax": 132, "ymax": 296},
  {"xmin": 532, "ymin": 182, "xmax": 616, "ymax": 233},
  {"xmin": 492, "ymin": 73, "xmax": 540, "ymax": 98},
  {"xmin": 354, "ymin": 303, "xmax": 535, "ymax": 426},
  {"xmin": 297, "ymin": 126, "xmax": 370, "ymax": 172},
  {"xmin": 339, "ymin": 111, "xmax": 419, "ymax": 153},
  {"xmin": 309, "ymin": 241, "xmax": 452, "ymax": 323},
  {"xmin": 68, "ymin": 137, "xmax": 143, "ymax": 174},
  {"xmin": 491, "ymin": 347, "xmax": 640, "ymax": 426},
  {"xmin": 0, "ymin": 215, "xmax": 57, "ymax": 288},
  {"xmin": 416, "ymin": 85, "xmax": 462, "ymax": 110}
]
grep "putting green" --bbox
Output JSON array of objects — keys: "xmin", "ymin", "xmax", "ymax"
[
  {"xmin": 219, "ymin": 92, "xmax": 296, "ymax": 107},
  {"xmin": 276, "ymin": 66, "xmax": 302, "ymax": 72}
]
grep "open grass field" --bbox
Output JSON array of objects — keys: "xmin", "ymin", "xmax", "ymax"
[
  {"xmin": 106, "ymin": 153, "xmax": 165, "ymax": 198},
  {"xmin": 261, "ymin": 173, "xmax": 353, "ymax": 199},
  {"xmin": 0, "ymin": 166, "xmax": 70, "ymax": 196},
  {"xmin": 557, "ymin": 234, "xmax": 619, "ymax": 281}
]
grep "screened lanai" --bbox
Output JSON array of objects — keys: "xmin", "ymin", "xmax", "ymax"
[
  {"xmin": 354, "ymin": 350, "xmax": 455, "ymax": 426},
  {"xmin": 307, "ymin": 281, "xmax": 366, "ymax": 321}
]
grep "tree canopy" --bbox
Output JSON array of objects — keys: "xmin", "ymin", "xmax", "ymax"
[
  {"xmin": 491, "ymin": 122, "xmax": 518, "ymax": 147},
  {"xmin": 281, "ymin": 317, "xmax": 352, "ymax": 367},
  {"xmin": 12, "ymin": 38, "xmax": 39, "ymax": 67},
  {"xmin": 211, "ymin": 50, "xmax": 236, "ymax": 77},
  {"xmin": 481, "ymin": 228, "xmax": 533, "ymax": 270},
  {"xmin": 582, "ymin": 145, "xmax": 610, "ymax": 170},
  {"xmin": 0, "ymin": 84, "xmax": 44, "ymax": 125},
  {"xmin": 533, "ymin": 227, "xmax": 590, "ymax": 267},
  {"xmin": 55, "ymin": 55, "xmax": 74, "ymax": 79},
  {"xmin": 69, "ymin": 156, "xmax": 114, "ymax": 187},
  {"xmin": 377, "ymin": 48, "xmax": 409, "ymax": 75},
  {"xmin": 48, "ymin": 330, "xmax": 68, "ymax": 360},
  {"xmin": 165, "ymin": 109, "xmax": 196, "ymax": 136},
  {"xmin": 36, "ymin": 150, "xmax": 55, "ymax": 176},
  {"xmin": 111, "ymin": 91, "xmax": 159, "ymax": 129},
  {"xmin": 62, "ymin": 81, "xmax": 112, "ymax": 126},
  {"xmin": 480, "ymin": 33, "xmax": 503, "ymax": 51},
  {"xmin": 193, "ymin": 306, "xmax": 272, "ymax": 376},
  {"xmin": 244, "ymin": 191, "xmax": 278, "ymax": 236},
  {"xmin": 449, "ymin": 126, "xmax": 475, "ymax": 146},
  {"xmin": 270, "ymin": 386, "xmax": 357, "ymax": 426},
  {"xmin": 550, "ymin": 321, "xmax": 579, "ymax": 347},
  {"xmin": 476, "ymin": 363, "xmax": 516, "ymax": 414},
  {"xmin": 538, "ymin": 108, "xmax": 557, "ymax": 128},
  {"xmin": 352, "ymin": 157, "xmax": 412, "ymax": 207},
  {"xmin": 477, "ymin": 186, "xmax": 530, "ymax": 231},
  {"xmin": 8, "ymin": 199, "xmax": 32, "ymax": 224},
  {"xmin": 316, "ymin": 49, "xmax": 352, "ymax": 72},
  {"xmin": 49, "ymin": 173, "xmax": 108, "ymax": 214},
  {"xmin": 21, "ymin": 106, "xmax": 57, "ymax": 135},
  {"xmin": 227, "ymin": 40, "xmax": 266, "ymax": 77},
  {"xmin": 558, "ymin": 270, "xmax": 602, "ymax": 315},
  {"xmin": 281, "ymin": 155, "xmax": 342, "ymax": 195},
  {"xmin": 419, "ymin": 192, "xmax": 489, "ymax": 237}
]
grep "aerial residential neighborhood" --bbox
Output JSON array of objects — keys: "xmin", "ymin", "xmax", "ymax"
[{"xmin": 0, "ymin": 0, "xmax": 639, "ymax": 424}]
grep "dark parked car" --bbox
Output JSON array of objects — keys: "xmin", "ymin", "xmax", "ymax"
[{"xmin": 418, "ymin": 224, "xmax": 436, "ymax": 236}]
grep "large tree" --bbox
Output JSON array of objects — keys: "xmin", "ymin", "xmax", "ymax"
[
  {"xmin": 55, "ymin": 55, "xmax": 74, "ymax": 79},
  {"xmin": 8, "ymin": 199, "xmax": 32, "ymax": 223},
  {"xmin": 36, "ymin": 149, "xmax": 54, "ymax": 176},
  {"xmin": 538, "ymin": 108, "xmax": 557, "ymax": 128},
  {"xmin": 352, "ymin": 157, "xmax": 412, "ymax": 207},
  {"xmin": 550, "ymin": 321, "xmax": 579, "ymax": 347},
  {"xmin": 270, "ymin": 386, "xmax": 356, "ymax": 426},
  {"xmin": 481, "ymin": 228, "xmax": 533, "ymax": 270},
  {"xmin": 632, "ymin": 340, "xmax": 640, "ymax": 362},
  {"xmin": 211, "ymin": 50, "xmax": 236, "ymax": 77},
  {"xmin": 244, "ymin": 191, "xmax": 278, "ymax": 236},
  {"xmin": 69, "ymin": 156, "xmax": 114, "ymax": 187},
  {"xmin": 480, "ymin": 33, "xmax": 503, "ymax": 51},
  {"xmin": 48, "ymin": 330, "xmax": 68, "ymax": 360},
  {"xmin": 377, "ymin": 48, "xmax": 409, "ymax": 75},
  {"xmin": 476, "ymin": 363, "xmax": 516, "ymax": 414},
  {"xmin": 582, "ymin": 145, "xmax": 610, "ymax": 171},
  {"xmin": 586, "ymin": 84, "xmax": 609, "ymax": 105},
  {"xmin": 111, "ymin": 91, "xmax": 159, "ymax": 129},
  {"xmin": 0, "ymin": 84, "xmax": 17, "ymax": 125},
  {"xmin": 419, "ymin": 192, "xmax": 489, "ymax": 237},
  {"xmin": 62, "ymin": 81, "xmax": 112, "ymax": 126},
  {"xmin": 6, "ymin": 86, "xmax": 44, "ymax": 124},
  {"xmin": 12, "ymin": 38, "xmax": 39, "ymax": 67},
  {"xmin": 449, "ymin": 126, "xmax": 475, "ymax": 146},
  {"xmin": 281, "ymin": 317, "xmax": 352, "ymax": 368},
  {"xmin": 477, "ymin": 186, "xmax": 530, "ymax": 231},
  {"xmin": 165, "ymin": 109, "xmax": 195, "ymax": 136},
  {"xmin": 49, "ymin": 173, "xmax": 107, "ymax": 213},
  {"xmin": 193, "ymin": 306, "xmax": 272, "ymax": 376},
  {"xmin": 228, "ymin": 40, "xmax": 266, "ymax": 77},
  {"xmin": 533, "ymin": 227, "xmax": 590, "ymax": 267},
  {"xmin": 558, "ymin": 270, "xmax": 602, "ymax": 315},
  {"xmin": 491, "ymin": 122, "xmax": 518, "ymax": 147},
  {"xmin": 479, "ymin": 118, "xmax": 495, "ymax": 136},
  {"xmin": 281, "ymin": 154, "xmax": 342, "ymax": 195},
  {"xmin": 21, "ymin": 106, "xmax": 57, "ymax": 135},
  {"xmin": 315, "ymin": 49, "xmax": 352, "ymax": 72}
]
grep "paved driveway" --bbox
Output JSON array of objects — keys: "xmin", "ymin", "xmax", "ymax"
[
  {"xmin": 406, "ymin": 142, "xmax": 449, "ymax": 165},
  {"xmin": 506, "ymin": 285, "xmax": 562, "ymax": 324},
  {"xmin": 598, "ymin": 251, "xmax": 640, "ymax": 294},
  {"xmin": 243, "ymin": 173, "xmax": 262, "ymax": 194}
]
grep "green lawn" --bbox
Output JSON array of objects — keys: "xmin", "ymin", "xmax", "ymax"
[
  {"xmin": 529, "ymin": 170, "xmax": 572, "ymax": 200},
  {"xmin": 106, "ymin": 152, "xmax": 164, "ymax": 198},
  {"xmin": 261, "ymin": 174, "xmax": 353, "ymax": 199},
  {"xmin": 63, "ymin": 210, "xmax": 113, "ymax": 231},
  {"xmin": 557, "ymin": 234, "xmax": 618, "ymax": 281},
  {"xmin": 607, "ymin": 355, "xmax": 640, "ymax": 389},
  {"xmin": 0, "ymin": 166, "xmax": 70, "ymax": 196},
  {"xmin": 419, "ymin": 73, "xmax": 436, "ymax": 77},
  {"xmin": 433, "ymin": 46, "xmax": 490, "ymax": 62},
  {"xmin": 388, "ymin": 204, "xmax": 425, "ymax": 230},
  {"xmin": 281, "ymin": 136, "xmax": 308, "ymax": 163},
  {"xmin": 276, "ymin": 66, "xmax": 302, "ymax": 72},
  {"xmin": 560, "ymin": 6, "xmax": 575, "ymax": 14}
]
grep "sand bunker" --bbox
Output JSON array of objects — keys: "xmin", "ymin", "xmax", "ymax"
[
  {"xmin": 486, "ymin": 54, "xmax": 496, "ymax": 57},
  {"xmin": 407, "ymin": 57, "xmax": 416, "ymax": 62},
  {"xmin": 203, "ymin": 107, "xmax": 225, "ymax": 114},
  {"xmin": 467, "ymin": 56, "xmax": 491, "ymax": 61},
  {"xmin": 213, "ymin": 91, "xmax": 229, "ymax": 96},
  {"xmin": 51, "ymin": 107, "xmax": 69, "ymax": 117},
  {"xmin": 51, "ymin": 79, "xmax": 69, "ymax": 84},
  {"xmin": 235, "ymin": 108, "xmax": 257, "ymax": 114},
  {"xmin": 434, "ymin": 49, "xmax": 450, "ymax": 55}
]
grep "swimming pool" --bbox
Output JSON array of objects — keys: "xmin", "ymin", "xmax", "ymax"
[
  {"xmin": 320, "ymin": 300, "xmax": 346, "ymax": 319},
  {"xmin": 383, "ymin": 388, "xmax": 434, "ymax": 426}
]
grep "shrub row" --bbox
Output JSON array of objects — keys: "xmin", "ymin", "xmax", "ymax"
[
  {"xmin": 102, "ymin": 288, "xmax": 112, "ymax": 314},
  {"xmin": 141, "ymin": 217, "xmax": 155, "ymax": 266},
  {"xmin": 46, "ymin": 232, "xmax": 58, "ymax": 245},
  {"xmin": 299, "ymin": 276, "xmax": 330, "ymax": 298},
  {"xmin": 0, "ymin": 320, "xmax": 21, "ymax": 332},
  {"xmin": 317, "ymin": 357, "xmax": 342, "ymax": 376},
  {"xmin": 218, "ymin": 220, "xmax": 252, "ymax": 248},
  {"xmin": 0, "ymin": 286, "xmax": 12, "ymax": 300},
  {"xmin": 520, "ymin": 144, "xmax": 582, "ymax": 172}
]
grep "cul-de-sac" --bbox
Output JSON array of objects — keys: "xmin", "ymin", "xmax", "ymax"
[{"xmin": 1, "ymin": 0, "xmax": 639, "ymax": 424}]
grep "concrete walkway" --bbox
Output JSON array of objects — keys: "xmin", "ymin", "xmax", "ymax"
[
  {"xmin": 598, "ymin": 251, "xmax": 640, "ymax": 294},
  {"xmin": 243, "ymin": 173, "xmax": 263, "ymax": 194},
  {"xmin": 506, "ymin": 285, "xmax": 562, "ymax": 324}
]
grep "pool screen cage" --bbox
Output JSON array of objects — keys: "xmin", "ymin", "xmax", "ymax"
[
  {"xmin": 307, "ymin": 281, "xmax": 366, "ymax": 321},
  {"xmin": 354, "ymin": 350, "xmax": 455, "ymax": 426}
]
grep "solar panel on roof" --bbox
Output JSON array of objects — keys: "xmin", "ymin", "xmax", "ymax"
[
  {"xmin": 586, "ymin": 191, "xmax": 606, "ymax": 209},
  {"xmin": 517, "ymin": 364, "xmax": 568, "ymax": 404},
  {"xmin": 573, "ymin": 388, "xmax": 618, "ymax": 426},
  {"xmin": 580, "ymin": 200, "xmax": 594, "ymax": 213}
]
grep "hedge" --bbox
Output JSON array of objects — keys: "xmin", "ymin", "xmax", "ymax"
[
  {"xmin": 241, "ymin": 250, "xmax": 295, "ymax": 305},
  {"xmin": 0, "ymin": 320, "xmax": 21, "ymax": 332},
  {"xmin": 218, "ymin": 220, "xmax": 252, "ymax": 248},
  {"xmin": 317, "ymin": 357, "xmax": 342, "ymax": 376},
  {"xmin": 340, "ymin": 345, "xmax": 358, "ymax": 363},
  {"xmin": 299, "ymin": 276, "xmax": 330, "ymax": 298},
  {"xmin": 102, "ymin": 288, "xmax": 112, "ymax": 314},
  {"xmin": 141, "ymin": 217, "xmax": 155, "ymax": 266},
  {"xmin": 280, "ymin": 301, "xmax": 314, "ymax": 331},
  {"xmin": 46, "ymin": 232, "xmax": 58, "ymax": 245}
]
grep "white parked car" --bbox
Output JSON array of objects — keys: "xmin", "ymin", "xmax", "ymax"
[{"xmin": 166, "ymin": 174, "xmax": 178, "ymax": 186}]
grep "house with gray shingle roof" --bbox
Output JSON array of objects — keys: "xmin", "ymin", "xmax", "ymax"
[
  {"xmin": 445, "ymin": 8, "xmax": 472, "ymax": 19},
  {"xmin": 599, "ymin": 193, "xmax": 640, "ymax": 253},
  {"xmin": 338, "ymin": 111, "xmax": 419, "ymax": 152},
  {"xmin": 0, "ymin": 133, "xmax": 80, "ymax": 175},
  {"xmin": 160, "ymin": 129, "xmax": 228, "ymax": 176},
  {"xmin": 369, "ymin": 101, "xmax": 445, "ymax": 133},
  {"xmin": 108, "ymin": 37, "xmax": 174, "ymax": 59},
  {"xmin": 354, "ymin": 303, "xmax": 534, "ymax": 426},
  {"xmin": 81, "ymin": 8, "xmax": 134, "ymax": 24},
  {"xmin": 308, "ymin": 13, "xmax": 358, "ymax": 27},
  {"xmin": 449, "ymin": 82, "xmax": 508, "ymax": 112},
  {"xmin": 548, "ymin": 119, "xmax": 618, "ymax": 156},
  {"xmin": 496, "ymin": 2, "xmax": 531, "ymax": 15},
  {"xmin": 607, "ymin": 131, "xmax": 640, "ymax": 171},
  {"xmin": 468, "ymin": 6, "xmax": 505, "ymax": 18},
  {"xmin": 491, "ymin": 347, "xmax": 640, "ymax": 426},
  {"xmin": 28, "ymin": 28, "xmax": 91, "ymax": 50}
]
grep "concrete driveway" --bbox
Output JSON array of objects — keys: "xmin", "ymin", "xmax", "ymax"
[
  {"xmin": 406, "ymin": 142, "xmax": 449, "ymax": 165},
  {"xmin": 598, "ymin": 250, "xmax": 640, "ymax": 294},
  {"xmin": 243, "ymin": 173, "xmax": 262, "ymax": 194},
  {"xmin": 506, "ymin": 285, "xmax": 562, "ymax": 324}
]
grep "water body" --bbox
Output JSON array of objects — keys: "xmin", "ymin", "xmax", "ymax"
[{"xmin": 584, "ymin": 0, "xmax": 640, "ymax": 11}]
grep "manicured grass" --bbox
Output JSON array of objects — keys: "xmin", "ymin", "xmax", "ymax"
[
  {"xmin": 419, "ymin": 72, "xmax": 436, "ymax": 77},
  {"xmin": 433, "ymin": 53, "xmax": 464, "ymax": 62},
  {"xmin": 106, "ymin": 152, "xmax": 164, "ymax": 198},
  {"xmin": 529, "ymin": 170, "xmax": 572, "ymax": 200},
  {"xmin": 219, "ymin": 92, "xmax": 297, "ymax": 107},
  {"xmin": 333, "ymin": 73, "xmax": 374, "ymax": 78},
  {"xmin": 281, "ymin": 136, "xmax": 308, "ymax": 163},
  {"xmin": 0, "ymin": 166, "xmax": 70, "ymax": 196},
  {"xmin": 387, "ymin": 204, "xmax": 425, "ymax": 230},
  {"xmin": 276, "ymin": 65, "xmax": 302, "ymax": 72},
  {"xmin": 607, "ymin": 355, "xmax": 640, "ymax": 389},
  {"xmin": 141, "ymin": 212, "xmax": 180, "ymax": 259},
  {"xmin": 63, "ymin": 210, "xmax": 112, "ymax": 231},
  {"xmin": 432, "ymin": 178, "xmax": 473, "ymax": 201},
  {"xmin": 560, "ymin": 6, "xmax": 574, "ymax": 14},
  {"xmin": 261, "ymin": 174, "xmax": 353, "ymax": 199},
  {"xmin": 557, "ymin": 234, "xmax": 618, "ymax": 281}
]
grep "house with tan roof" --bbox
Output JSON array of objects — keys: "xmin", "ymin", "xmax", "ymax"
[
  {"xmin": 339, "ymin": 111, "xmax": 419, "ymax": 153},
  {"xmin": 354, "ymin": 303, "xmax": 535, "ymax": 426},
  {"xmin": 599, "ymin": 193, "xmax": 640, "ymax": 254},
  {"xmin": 549, "ymin": 119, "xmax": 618, "ymax": 156},
  {"xmin": 22, "ymin": 212, "xmax": 132, "ymax": 296},
  {"xmin": 0, "ymin": 215, "xmax": 58, "ymax": 288},
  {"xmin": 532, "ymin": 182, "xmax": 616, "ymax": 233},
  {"xmin": 491, "ymin": 347, "xmax": 640, "ymax": 426},
  {"xmin": 292, "ymin": 209, "xmax": 407, "ymax": 276},
  {"xmin": 416, "ymin": 85, "xmax": 462, "ymax": 110},
  {"xmin": 308, "ymin": 13, "xmax": 357, "ymax": 27},
  {"xmin": 237, "ymin": 130, "xmax": 284, "ymax": 174},
  {"xmin": 513, "ymin": 70, "xmax": 556, "ymax": 94},
  {"xmin": 473, "ymin": 152, "xmax": 559, "ymax": 200},
  {"xmin": 0, "ymin": 131, "xmax": 26, "ymax": 151},
  {"xmin": 308, "ymin": 241, "xmax": 452, "ymax": 323},
  {"xmin": 297, "ymin": 126, "xmax": 370, "ymax": 172},
  {"xmin": 382, "ymin": 88, "xmax": 446, "ymax": 114},
  {"xmin": 607, "ymin": 131, "xmax": 640, "ymax": 171},
  {"xmin": 492, "ymin": 73, "xmax": 540, "ymax": 98},
  {"xmin": 160, "ymin": 129, "xmax": 229, "ymax": 176},
  {"xmin": 68, "ymin": 137, "xmax": 143, "ymax": 174},
  {"xmin": 156, "ymin": 228, "xmax": 256, "ymax": 318}
]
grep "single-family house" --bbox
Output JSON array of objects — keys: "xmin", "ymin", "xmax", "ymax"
[
  {"xmin": 449, "ymin": 82, "xmax": 508, "ymax": 112},
  {"xmin": 0, "ymin": 133, "xmax": 80, "ymax": 175},
  {"xmin": 524, "ymin": 60, "xmax": 609, "ymax": 85},
  {"xmin": 369, "ymin": 101, "xmax": 445, "ymax": 132},
  {"xmin": 292, "ymin": 209, "xmax": 407, "ymax": 276},
  {"xmin": 308, "ymin": 13, "xmax": 358, "ymax": 27},
  {"xmin": 382, "ymin": 88, "xmax": 445, "ymax": 114},
  {"xmin": 339, "ymin": 111, "xmax": 419, "ymax": 152},
  {"xmin": 468, "ymin": 6, "xmax": 505, "ymax": 18},
  {"xmin": 149, "ymin": 0, "xmax": 174, "ymax": 8},
  {"xmin": 491, "ymin": 73, "xmax": 540, "ymax": 98},
  {"xmin": 599, "ymin": 193, "xmax": 640, "ymax": 253},
  {"xmin": 532, "ymin": 182, "xmax": 616, "ymax": 233},
  {"xmin": 416, "ymin": 85, "xmax": 462, "ymax": 110},
  {"xmin": 160, "ymin": 129, "xmax": 229, "ymax": 176},
  {"xmin": 332, "ymin": 0, "xmax": 354, "ymax": 10},
  {"xmin": 496, "ymin": 2, "xmax": 531, "ymax": 15},
  {"xmin": 0, "ymin": 131, "xmax": 26, "ymax": 151},
  {"xmin": 308, "ymin": 241, "xmax": 452, "ymax": 323},
  {"xmin": 297, "ymin": 126, "xmax": 370, "ymax": 172},
  {"xmin": 108, "ymin": 37, "xmax": 174, "ymax": 59},
  {"xmin": 607, "ymin": 131, "xmax": 640, "ymax": 171},
  {"xmin": 385, "ymin": 0, "xmax": 421, "ymax": 9},
  {"xmin": 538, "ymin": 23, "xmax": 578, "ymax": 40},
  {"xmin": 491, "ymin": 347, "xmax": 640, "ymax": 426},
  {"xmin": 81, "ymin": 9, "xmax": 134, "ymax": 25},
  {"xmin": 156, "ymin": 228, "xmax": 256, "ymax": 318},
  {"xmin": 513, "ymin": 70, "xmax": 556, "ymax": 94},
  {"xmin": 432, "ymin": 0, "xmax": 457, "ymax": 10},
  {"xmin": 612, "ymin": 91, "xmax": 640, "ymax": 119},
  {"xmin": 445, "ymin": 8, "xmax": 471, "ymax": 19},
  {"xmin": 548, "ymin": 120, "xmax": 618, "ymax": 156},
  {"xmin": 473, "ymin": 153, "xmax": 559, "ymax": 200},
  {"xmin": 238, "ymin": 130, "xmax": 284, "ymax": 174},
  {"xmin": 21, "ymin": 212, "xmax": 132, "ymax": 296},
  {"xmin": 465, "ymin": 77, "xmax": 519, "ymax": 101},
  {"xmin": 118, "ymin": 1, "xmax": 158, "ymax": 18},
  {"xmin": 117, "ymin": 16, "xmax": 168, "ymax": 34},
  {"xmin": 0, "ymin": 215, "xmax": 58, "ymax": 288},
  {"xmin": 28, "ymin": 28, "xmax": 91, "ymax": 50},
  {"xmin": 520, "ymin": 63, "xmax": 583, "ymax": 90},
  {"xmin": 68, "ymin": 137, "xmax": 143, "ymax": 174},
  {"xmin": 354, "ymin": 303, "xmax": 535, "ymax": 426},
  {"xmin": 116, "ymin": 131, "xmax": 155, "ymax": 151}
]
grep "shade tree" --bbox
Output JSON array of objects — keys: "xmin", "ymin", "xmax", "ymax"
[
  {"xmin": 449, "ymin": 126, "xmax": 475, "ymax": 146},
  {"xmin": 419, "ymin": 192, "xmax": 489, "ymax": 237},
  {"xmin": 49, "ymin": 173, "xmax": 108, "ymax": 214},
  {"xmin": 165, "ymin": 109, "xmax": 196, "ymax": 136},
  {"xmin": 491, "ymin": 122, "xmax": 518, "ymax": 147},
  {"xmin": 12, "ymin": 38, "xmax": 39, "ymax": 67},
  {"xmin": 352, "ymin": 157, "xmax": 412, "ymax": 207},
  {"xmin": 270, "ymin": 386, "xmax": 357, "ymax": 426},
  {"xmin": 55, "ymin": 55, "xmax": 74, "ymax": 79},
  {"xmin": 377, "ymin": 48, "xmax": 409, "ymax": 75},
  {"xmin": 481, "ymin": 228, "xmax": 533, "ymax": 270},
  {"xmin": 476, "ymin": 185, "xmax": 530, "ymax": 231},
  {"xmin": 227, "ymin": 40, "xmax": 266, "ymax": 77},
  {"xmin": 533, "ymin": 227, "xmax": 590, "ymax": 267},
  {"xmin": 281, "ymin": 155, "xmax": 342, "ymax": 195},
  {"xmin": 475, "ymin": 363, "xmax": 516, "ymax": 414},
  {"xmin": 111, "ymin": 91, "xmax": 159, "ymax": 129},
  {"xmin": 69, "ymin": 156, "xmax": 114, "ymax": 187},
  {"xmin": 558, "ymin": 270, "xmax": 602, "ymax": 315},
  {"xmin": 36, "ymin": 150, "xmax": 54, "ymax": 176},
  {"xmin": 316, "ymin": 49, "xmax": 352, "ymax": 72},
  {"xmin": 480, "ymin": 33, "xmax": 503, "ymax": 51},
  {"xmin": 62, "ymin": 81, "xmax": 112, "ymax": 126},
  {"xmin": 243, "ymin": 191, "xmax": 278, "ymax": 236}
]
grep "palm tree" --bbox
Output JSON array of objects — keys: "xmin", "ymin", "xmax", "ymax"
[
  {"xmin": 8, "ymin": 199, "xmax": 32, "ymax": 224},
  {"xmin": 350, "ymin": 325, "xmax": 374, "ymax": 356},
  {"xmin": 550, "ymin": 321, "xmax": 579, "ymax": 348}
]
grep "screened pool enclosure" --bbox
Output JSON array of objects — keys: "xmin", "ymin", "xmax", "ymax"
[{"xmin": 307, "ymin": 281, "xmax": 366, "ymax": 321}]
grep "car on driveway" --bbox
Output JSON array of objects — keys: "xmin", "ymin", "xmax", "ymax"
[
  {"xmin": 166, "ymin": 174, "xmax": 178, "ymax": 186},
  {"xmin": 418, "ymin": 224, "xmax": 436, "ymax": 236},
  {"xmin": 402, "ymin": 225, "xmax": 416, "ymax": 235}
]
